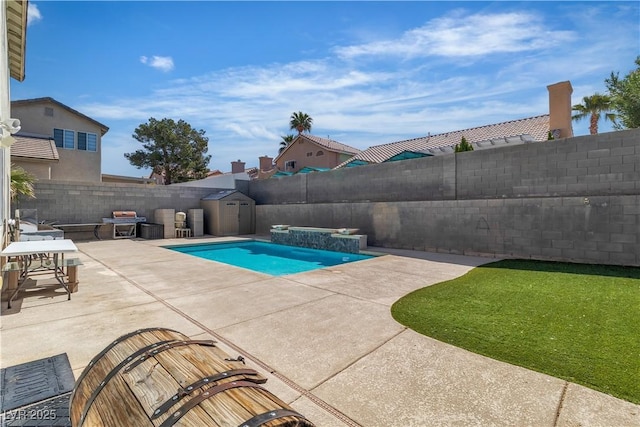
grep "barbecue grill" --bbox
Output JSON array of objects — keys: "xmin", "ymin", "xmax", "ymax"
[{"xmin": 102, "ymin": 211, "xmax": 147, "ymax": 239}]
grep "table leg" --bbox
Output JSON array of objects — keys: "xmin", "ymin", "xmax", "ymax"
[
  {"xmin": 7, "ymin": 256, "xmax": 28, "ymax": 309},
  {"xmin": 53, "ymin": 254, "xmax": 71, "ymax": 300},
  {"xmin": 93, "ymin": 224, "xmax": 103, "ymax": 240}
]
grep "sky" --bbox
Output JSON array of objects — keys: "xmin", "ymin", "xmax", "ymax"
[{"xmin": 10, "ymin": 1, "xmax": 640, "ymax": 178}]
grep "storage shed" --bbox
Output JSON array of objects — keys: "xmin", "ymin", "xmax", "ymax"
[{"xmin": 201, "ymin": 190, "xmax": 255, "ymax": 236}]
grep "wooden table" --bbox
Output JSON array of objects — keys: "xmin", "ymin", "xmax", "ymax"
[{"xmin": 1, "ymin": 239, "xmax": 79, "ymax": 308}]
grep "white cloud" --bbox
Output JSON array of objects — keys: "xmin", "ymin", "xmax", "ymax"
[
  {"xmin": 335, "ymin": 11, "xmax": 575, "ymax": 60},
  {"xmin": 27, "ymin": 3, "xmax": 42, "ymax": 26},
  {"xmin": 81, "ymin": 5, "xmax": 634, "ymax": 175},
  {"xmin": 140, "ymin": 55, "xmax": 174, "ymax": 72}
]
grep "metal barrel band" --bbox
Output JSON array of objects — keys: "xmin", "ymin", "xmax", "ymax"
[
  {"xmin": 75, "ymin": 327, "xmax": 184, "ymax": 385},
  {"xmin": 77, "ymin": 339, "xmax": 178, "ymax": 427},
  {"xmin": 122, "ymin": 339, "xmax": 216, "ymax": 373},
  {"xmin": 151, "ymin": 368, "xmax": 264, "ymax": 419},
  {"xmin": 159, "ymin": 381, "xmax": 265, "ymax": 427},
  {"xmin": 240, "ymin": 409, "xmax": 309, "ymax": 427},
  {"xmin": 70, "ymin": 328, "xmax": 185, "ymax": 405}
]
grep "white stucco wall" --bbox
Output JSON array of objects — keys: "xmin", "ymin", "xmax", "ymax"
[
  {"xmin": 1, "ymin": 4, "xmax": 11, "ymax": 248},
  {"xmin": 169, "ymin": 172, "xmax": 249, "ymax": 189}
]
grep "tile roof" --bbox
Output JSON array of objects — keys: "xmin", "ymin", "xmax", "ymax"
[
  {"xmin": 274, "ymin": 134, "xmax": 361, "ymax": 162},
  {"xmin": 337, "ymin": 115, "xmax": 550, "ymax": 167},
  {"xmin": 11, "ymin": 135, "xmax": 59, "ymax": 161},
  {"xmin": 301, "ymin": 134, "xmax": 361, "ymax": 155}
]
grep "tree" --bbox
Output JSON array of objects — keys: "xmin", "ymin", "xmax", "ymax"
[
  {"xmin": 606, "ymin": 56, "xmax": 640, "ymax": 130},
  {"xmin": 10, "ymin": 165, "xmax": 36, "ymax": 201},
  {"xmin": 289, "ymin": 111, "xmax": 313, "ymax": 134},
  {"xmin": 571, "ymin": 93, "xmax": 616, "ymax": 134},
  {"xmin": 454, "ymin": 136, "xmax": 474, "ymax": 152},
  {"xmin": 125, "ymin": 118, "xmax": 211, "ymax": 184},
  {"xmin": 279, "ymin": 134, "xmax": 294, "ymax": 154}
]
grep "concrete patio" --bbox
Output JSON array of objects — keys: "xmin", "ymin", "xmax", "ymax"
[{"xmin": 1, "ymin": 237, "xmax": 638, "ymax": 426}]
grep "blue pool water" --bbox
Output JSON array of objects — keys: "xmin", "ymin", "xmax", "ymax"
[{"xmin": 166, "ymin": 241, "xmax": 373, "ymax": 276}]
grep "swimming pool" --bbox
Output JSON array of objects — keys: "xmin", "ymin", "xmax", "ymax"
[{"xmin": 166, "ymin": 240, "xmax": 374, "ymax": 276}]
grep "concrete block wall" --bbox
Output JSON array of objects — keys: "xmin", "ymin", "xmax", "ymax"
[
  {"xmin": 256, "ymin": 195, "xmax": 640, "ymax": 266},
  {"xmin": 456, "ymin": 129, "xmax": 640, "ymax": 199},
  {"xmin": 250, "ymin": 128, "xmax": 640, "ymax": 266},
  {"xmin": 249, "ymin": 129, "xmax": 640, "ymax": 204},
  {"xmin": 13, "ymin": 180, "xmax": 219, "ymax": 225},
  {"xmin": 249, "ymin": 155, "xmax": 456, "ymax": 204}
]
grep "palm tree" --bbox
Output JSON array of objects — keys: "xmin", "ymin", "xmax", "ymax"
[
  {"xmin": 279, "ymin": 134, "xmax": 294, "ymax": 154},
  {"xmin": 10, "ymin": 165, "xmax": 36, "ymax": 201},
  {"xmin": 289, "ymin": 111, "xmax": 313, "ymax": 134},
  {"xmin": 572, "ymin": 93, "xmax": 617, "ymax": 135}
]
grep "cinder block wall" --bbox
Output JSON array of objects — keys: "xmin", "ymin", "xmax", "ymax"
[
  {"xmin": 251, "ymin": 129, "xmax": 640, "ymax": 266},
  {"xmin": 256, "ymin": 195, "xmax": 639, "ymax": 266},
  {"xmin": 455, "ymin": 131, "xmax": 639, "ymax": 199},
  {"xmin": 250, "ymin": 129, "xmax": 640, "ymax": 203},
  {"xmin": 13, "ymin": 181, "xmax": 218, "ymax": 224}
]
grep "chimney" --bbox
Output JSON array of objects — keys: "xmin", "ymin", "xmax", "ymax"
[
  {"xmin": 231, "ymin": 159, "xmax": 245, "ymax": 174},
  {"xmin": 547, "ymin": 81, "xmax": 573, "ymax": 139},
  {"xmin": 259, "ymin": 155, "xmax": 273, "ymax": 171}
]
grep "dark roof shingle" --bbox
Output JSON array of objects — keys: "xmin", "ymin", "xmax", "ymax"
[{"xmin": 11, "ymin": 135, "xmax": 59, "ymax": 161}]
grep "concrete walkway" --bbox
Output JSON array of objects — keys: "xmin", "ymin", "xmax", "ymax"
[{"xmin": 1, "ymin": 238, "xmax": 638, "ymax": 426}]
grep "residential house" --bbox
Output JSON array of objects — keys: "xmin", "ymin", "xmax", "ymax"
[
  {"xmin": 337, "ymin": 81, "xmax": 574, "ymax": 168},
  {"xmin": 2, "ymin": 0, "xmax": 28, "ymax": 248},
  {"xmin": 274, "ymin": 134, "xmax": 360, "ymax": 173},
  {"xmin": 10, "ymin": 97, "xmax": 109, "ymax": 182}
]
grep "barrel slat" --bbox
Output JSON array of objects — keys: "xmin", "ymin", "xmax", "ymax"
[
  {"xmin": 90, "ymin": 375, "xmax": 150, "ymax": 427},
  {"xmin": 173, "ymin": 405, "xmax": 225, "ymax": 427},
  {"xmin": 193, "ymin": 390, "xmax": 257, "ymax": 426},
  {"xmin": 72, "ymin": 342, "xmax": 153, "ymax": 425},
  {"xmin": 173, "ymin": 345, "xmax": 239, "ymax": 375},
  {"xmin": 227, "ymin": 386, "xmax": 276, "ymax": 416},
  {"xmin": 122, "ymin": 360, "xmax": 181, "ymax": 418}
]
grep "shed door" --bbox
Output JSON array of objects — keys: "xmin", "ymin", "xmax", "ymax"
[
  {"xmin": 238, "ymin": 202, "xmax": 252, "ymax": 234},
  {"xmin": 222, "ymin": 201, "xmax": 239, "ymax": 235}
]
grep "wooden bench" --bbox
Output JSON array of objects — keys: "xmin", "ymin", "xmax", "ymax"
[{"xmin": 53, "ymin": 223, "xmax": 106, "ymax": 240}]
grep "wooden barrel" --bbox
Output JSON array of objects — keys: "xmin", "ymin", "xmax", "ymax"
[{"xmin": 70, "ymin": 328, "xmax": 314, "ymax": 427}]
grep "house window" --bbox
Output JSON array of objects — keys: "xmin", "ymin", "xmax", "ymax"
[
  {"xmin": 53, "ymin": 129, "xmax": 63, "ymax": 148},
  {"xmin": 54, "ymin": 128, "xmax": 75, "ymax": 149},
  {"xmin": 307, "ymin": 152, "xmax": 313, "ymax": 157},
  {"xmin": 78, "ymin": 132, "xmax": 98, "ymax": 151},
  {"xmin": 54, "ymin": 128, "xmax": 97, "ymax": 151},
  {"xmin": 285, "ymin": 160, "xmax": 296, "ymax": 170},
  {"xmin": 78, "ymin": 132, "xmax": 87, "ymax": 150},
  {"xmin": 64, "ymin": 130, "xmax": 75, "ymax": 149},
  {"xmin": 87, "ymin": 133, "xmax": 97, "ymax": 151},
  {"xmin": 316, "ymin": 150, "xmax": 324, "ymax": 156}
]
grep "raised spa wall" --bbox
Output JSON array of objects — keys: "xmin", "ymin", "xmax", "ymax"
[{"xmin": 270, "ymin": 226, "xmax": 367, "ymax": 254}]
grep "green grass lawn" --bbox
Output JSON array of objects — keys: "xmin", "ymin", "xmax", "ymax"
[{"xmin": 391, "ymin": 259, "xmax": 640, "ymax": 404}]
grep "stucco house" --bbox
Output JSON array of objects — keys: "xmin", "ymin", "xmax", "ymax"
[
  {"xmin": 10, "ymin": 97, "xmax": 109, "ymax": 182},
  {"xmin": 274, "ymin": 133, "xmax": 360, "ymax": 173}
]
